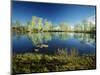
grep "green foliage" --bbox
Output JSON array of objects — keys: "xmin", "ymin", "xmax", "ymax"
[
  {"xmin": 32, "ymin": 16, "xmax": 37, "ymax": 27},
  {"xmin": 12, "ymin": 16, "xmax": 96, "ymax": 33},
  {"xmin": 12, "ymin": 49, "xmax": 96, "ymax": 74},
  {"xmin": 38, "ymin": 18, "xmax": 43, "ymax": 31},
  {"xmin": 60, "ymin": 22, "xmax": 69, "ymax": 31}
]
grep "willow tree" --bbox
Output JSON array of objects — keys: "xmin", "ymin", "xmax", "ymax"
[
  {"xmin": 44, "ymin": 19, "xmax": 52, "ymax": 31},
  {"xmin": 48, "ymin": 21, "xmax": 53, "ymax": 30},
  {"xmin": 82, "ymin": 20, "xmax": 87, "ymax": 31},
  {"xmin": 38, "ymin": 18, "xmax": 43, "ymax": 31},
  {"xmin": 74, "ymin": 23, "xmax": 83, "ymax": 31},
  {"xmin": 60, "ymin": 22, "xmax": 69, "ymax": 31},
  {"xmin": 32, "ymin": 16, "xmax": 37, "ymax": 29},
  {"xmin": 89, "ymin": 22, "xmax": 96, "ymax": 32},
  {"xmin": 27, "ymin": 21, "xmax": 31, "ymax": 31}
]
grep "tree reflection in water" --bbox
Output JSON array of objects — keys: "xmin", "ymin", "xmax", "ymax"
[
  {"xmin": 12, "ymin": 32, "xmax": 95, "ymax": 55},
  {"xmin": 13, "ymin": 32, "xmax": 95, "ymax": 47}
]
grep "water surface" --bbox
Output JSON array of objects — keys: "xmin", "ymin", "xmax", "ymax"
[{"xmin": 12, "ymin": 32, "xmax": 96, "ymax": 55}]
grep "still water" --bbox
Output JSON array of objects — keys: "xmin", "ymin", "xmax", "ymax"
[{"xmin": 12, "ymin": 32, "xmax": 96, "ymax": 55}]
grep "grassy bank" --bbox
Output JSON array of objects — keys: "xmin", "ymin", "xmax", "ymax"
[{"xmin": 12, "ymin": 49, "xmax": 96, "ymax": 74}]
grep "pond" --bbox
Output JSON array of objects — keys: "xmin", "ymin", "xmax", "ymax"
[{"xmin": 12, "ymin": 32, "xmax": 96, "ymax": 55}]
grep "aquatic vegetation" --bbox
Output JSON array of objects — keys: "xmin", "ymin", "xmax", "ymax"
[{"xmin": 12, "ymin": 49, "xmax": 96, "ymax": 74}]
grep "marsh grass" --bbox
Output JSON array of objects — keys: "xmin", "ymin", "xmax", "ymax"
[{"xmin": 12, "ymin": 49, "xmax": 96, "ymax": 74}]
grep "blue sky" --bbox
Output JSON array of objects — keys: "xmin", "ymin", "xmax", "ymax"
[{"xmin": 12, "ymin": 1, "xmax": 96, "ymax": 26}]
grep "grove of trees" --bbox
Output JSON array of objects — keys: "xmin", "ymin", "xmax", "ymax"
[{"xmin": 12, "ymin": 16, "xmax": 96, "ymax": 33}]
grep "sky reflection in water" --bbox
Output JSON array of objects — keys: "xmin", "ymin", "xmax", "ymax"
[{"xmin": 12, "ymin": 32, "xmax": 96, "ymax": 55}]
